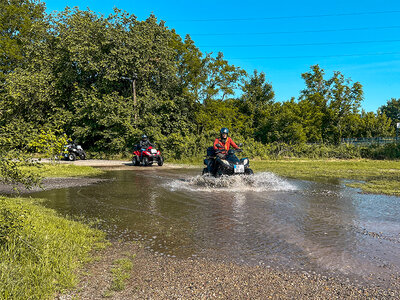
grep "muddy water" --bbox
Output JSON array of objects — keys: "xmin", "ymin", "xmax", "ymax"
[{"xmin": 29, "ymin": 168, "xmax": 400, "ymax": 283}]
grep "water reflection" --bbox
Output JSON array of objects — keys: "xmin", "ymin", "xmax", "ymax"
[{"xmin": 27, "ymin": 169, "xmax": 400, "ymax": 282}]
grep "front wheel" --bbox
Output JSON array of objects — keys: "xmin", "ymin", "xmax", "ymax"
[
  {"xmin": 68, "ymin": 153, "xmax": 76, "ymax": 161},
  {"xmin": 202, "ymin": 168, "xmax": 209, "ymax": 175},
  {"xmin": 157, "ymin": 156, "xmax": 164, "ymax": 166},
  {"xmin": 142, "ymin": 156, "xmax": 149, "ymax": 166},
  {"xmin": 244, "ymin": 168, "xmax": 254, "ymax": 175},
  {"xmin": 79, "ymin": 151, "xmax": 86, "ymax": 160},
  {"xmin": 132, "ymin": 156, "xmax": 140, "ymax": 166}
]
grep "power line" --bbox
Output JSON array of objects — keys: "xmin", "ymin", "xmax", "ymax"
[
  {"xmin": 226, "ymin": 51, "xmax": 400, "ymax": 60},
  {"xmin": 170, "ymin": 10, "xmax": 400, "ymax": 22},
  {"xmin": 190, "ymin": 25, "xmax": 400, "ymax": 36},
  {"xmin": 200, "ymin": 39, "xmax": 400, "ymax": 48}
]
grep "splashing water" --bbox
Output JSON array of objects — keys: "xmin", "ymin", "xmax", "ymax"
[{"xmin": 165, "ymin": 172, "xmax": 297, "ymax": 193}]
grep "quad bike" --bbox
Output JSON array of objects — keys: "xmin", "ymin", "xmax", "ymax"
[
  {"xmin": 132, "ymin": 145, "xmax": 164, "ymax": 166},
  {"xmin": 62, "ymin": 142, "xmax": 86, "ymax": 161},
  {"xmin": 202, "ymin": 144, "xmax": 253, "ymax": 177}
]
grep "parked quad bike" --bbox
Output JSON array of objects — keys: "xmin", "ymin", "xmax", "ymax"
[
  {"xmin": 61, "ymin": 142, "xmax": 86, "ymax": 161},
  {"xmin": 132, "ymin": 145, "xmax": 164, "ymax": 166},
  {"xmin": 202, "ymin": 144, "xmax": 253, "ymax": 177}
]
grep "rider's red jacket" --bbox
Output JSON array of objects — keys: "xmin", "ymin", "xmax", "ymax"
[{"xmin": 213, "ymin": 137, "xmax": 239, "ymax": 152}]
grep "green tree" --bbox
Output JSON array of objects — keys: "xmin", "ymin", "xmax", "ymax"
[
  {"xmin": 356, "ymin": 110, "xmax": 394, "ymax": 138},
  {"xmin": 199, "ymin": 52, "xmax": 246, "ymax": 102},
  {"xmin": 379, "ymin": 98, "xmax": 400, "ymax": 124},
  {"xmin": 0, "ymin": 0, "xmax": 46, "ymax": 80},
  {"xmin": 240, "ymin": 70, "xmax": 275, "ymax": 141},
  {"xmin": 299, "ymin": 65, "xmax": 363, "ymax": 143}
]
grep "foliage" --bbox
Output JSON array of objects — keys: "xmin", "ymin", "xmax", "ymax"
[
  {"xmin": 0, "ymin": 0, "xmax": 46, "ymax": 79},
  {"xmin": 379, "ymin": 98, "xmax": 400, "ymax": 124},
  {"xmin": 0, "ymin": 2, "xmax": 399, "ymax": 161},
  {"xmin": 28, "ymin": 129, "xmax": 69, "ymax": 160},
  {"xmin": 0, "ymin": 150, "xmax": 41, "ymax": 189}
]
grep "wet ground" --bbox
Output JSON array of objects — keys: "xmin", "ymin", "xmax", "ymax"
[{"xmin": 25, "ymin": 167, "xmax": 400, "ymax": 287}]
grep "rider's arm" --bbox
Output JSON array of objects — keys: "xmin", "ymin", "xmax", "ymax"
[
  {"xmin": 229, "ymin": 138, "xmax": 240, "ymax": 149},
  {"xmin": 213, "ymin": 138, "xmax": 220, "ymax": 150}
]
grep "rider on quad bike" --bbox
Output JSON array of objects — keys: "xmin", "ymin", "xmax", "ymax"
[
  {"xmin": 213, "ymin": 128, "xmax": 240, "ymax": 154},
  {"xmin": 132, "ymin": 134, "xmax": 164, "ymax": 166},
  {"xmin": 203, "ymin": 128, "xmax": 253, "ymax": 177},
  {"xmin": 139, "ymin": 134, "xmax": 154, "ymax": 149}
]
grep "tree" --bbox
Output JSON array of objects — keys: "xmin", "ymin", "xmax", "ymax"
[
  {"xmin": 0, "ymin": 0, "xmax": 46, "ymax": 80},
  {"xmin": 299, "ymin": 65, "xmax": 363, "ymax": 143},
  {"xmin": 379, "ymin": 98, "xmax": 400, "ymax": 124},
  {"xmin": 199, "ymin": 52, "xmax": 246, "ymax": 102},
  {"xmin": 356, "ymin": 110, "xmax": 394, "ymax": 138},
  {"xmin": 240, "ymin": 70, "xmax": 275, "ymax": 140}
]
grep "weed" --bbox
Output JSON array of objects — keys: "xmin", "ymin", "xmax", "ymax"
[{"xmin": 110, "ymin": 257, "xmax": 134, "ymax": 291}]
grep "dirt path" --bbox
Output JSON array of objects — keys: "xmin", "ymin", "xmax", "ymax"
[{"xmin": 46, "ymin": 159, "xmax": 198, "ymax": 170}]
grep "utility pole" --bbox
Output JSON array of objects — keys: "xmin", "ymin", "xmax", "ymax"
[
  {"xmin": 132, "ymin": 73, "xmax": 138, "ymax": 124},
  {"xmin": 122, "ymin": 73, "xmax": 138, "ymax": 126}
]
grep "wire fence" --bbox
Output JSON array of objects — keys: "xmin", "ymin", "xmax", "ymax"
[{"xmin": 341, "ymin": 137, "xmax": 399, "ymax": 146}]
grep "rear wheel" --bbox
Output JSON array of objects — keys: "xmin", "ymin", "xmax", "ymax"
[
  {"xmin": 142, "ymin": 156, "xmax": 149, "ymax": 166},
  {"xmin": 68, "ymin": 153, "xmax": 76, "ymax": 161},
  {"xmin": 245, "ymin": 168, "xmax": 254, "ymax": 175},
  {"xmin": 157, "ymin": 156, "xmax": 164, "ymax": 166}
]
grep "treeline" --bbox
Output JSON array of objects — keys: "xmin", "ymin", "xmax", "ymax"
[{"xmin": 1, "ymin": 1, "xmax": 399, "ymax": 160}]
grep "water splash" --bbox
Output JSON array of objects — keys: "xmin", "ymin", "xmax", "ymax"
[{"xmin": 165, "ymin": 172, "xmax": 297, "ymax": 193}]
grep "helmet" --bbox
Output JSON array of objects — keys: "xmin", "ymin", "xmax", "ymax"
[
  {"xmin": 141, "ymin": 134, "xmax": 148, "ymax": 141},
  {"xmin": 220, "ymin": 128, "xmax": 229, "ymax": 135}
]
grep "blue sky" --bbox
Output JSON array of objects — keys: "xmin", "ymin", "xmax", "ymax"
[{"xmin": 44, "ymin": 0, "xmax": 400, "ymax": 112}]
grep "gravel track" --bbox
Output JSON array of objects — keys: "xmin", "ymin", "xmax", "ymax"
[{"xmin": 59, "ymin": 241, "xmax": 400, "ymax": 299}]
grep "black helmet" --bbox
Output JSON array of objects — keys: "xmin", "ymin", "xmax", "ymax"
[
  {"xmin": 220, "ymin": 128, "xmax": 229, "ymax": 135},
  {"xmin": 141, "ymin": 134, "xmax": 148, "ymax": 141}
]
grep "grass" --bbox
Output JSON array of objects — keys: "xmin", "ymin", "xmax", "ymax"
[
  {"xmin": 103, "ymin": 254, "xmax": 135, "ymax": 297},
  {"xmin": 251, "ymin": 159, "xmax": 400, "ymax": 195},
  {"xmin": 0, "ymin": 196, "xmax": 107, "ymax": 299},
  {"xmin": 110, "ymin": 257, "xmax": 134, "ymax": 291},
  {"xmin": 21, "ymin": 163, "xmax": 104, "ymax": 178}
]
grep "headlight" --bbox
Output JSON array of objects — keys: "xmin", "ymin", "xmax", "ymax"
[
  {"xmin": 221, "ymin": 159, "xmax": 230, "ymax": 166},
  {"xmin": 243, "ymin": 158, "xmax": 249, "ymax": 165}
]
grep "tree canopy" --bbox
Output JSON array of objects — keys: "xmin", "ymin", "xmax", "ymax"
[{"xmin": 0, "ymin": 0, "xmax": 397, "ymax": 164}]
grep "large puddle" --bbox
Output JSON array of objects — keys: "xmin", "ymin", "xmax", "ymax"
[{"xmin": 27, "ymin": 168, "xmax": 400, "ymax": 284}]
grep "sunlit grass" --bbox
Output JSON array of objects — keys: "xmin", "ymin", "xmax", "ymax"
[
  {"xmin": 0, "ymin": 197, "xmax": 107, "ymax": 299},
  {"xmin": 21, "ymin": 164, "xmax": 104, "ymax": 178},
  {"xmin": 252, "ymin": 159, "xmax": 400, "ymax": 195}
]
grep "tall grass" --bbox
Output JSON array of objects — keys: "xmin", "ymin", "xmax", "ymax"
[{"xmin": 0, "ymin": 197, "xmax": 106, "ymax": 299}]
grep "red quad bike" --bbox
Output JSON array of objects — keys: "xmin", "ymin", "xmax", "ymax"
[{"xmin": 132, "ymin": 145, "xmax": 164, "ymax": 166}]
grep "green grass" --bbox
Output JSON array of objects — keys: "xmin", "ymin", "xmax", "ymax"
[
  {"xmin": 110, "ymin": 257, "xmax": 134, "ymax": 291},
  {"xmin": 0, "ymin": 196, "xmax": 107, "ymax": 299},
  {"xmin": 252, "ymin": 159, "xmax": 400, "ymax": 195},
  {"xmin": 21, "ymin": 163, "xmax": 104, "ymax": 178}
]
